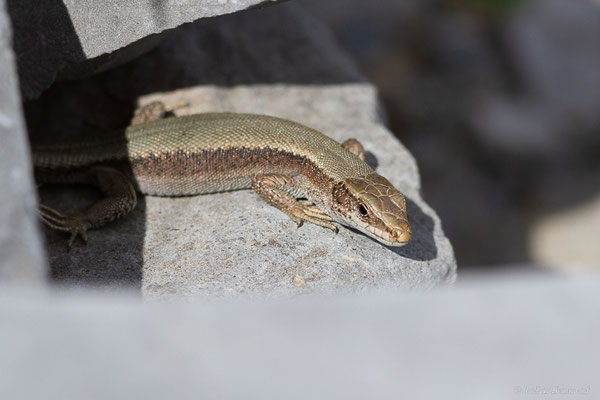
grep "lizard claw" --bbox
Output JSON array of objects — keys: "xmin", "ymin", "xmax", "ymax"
[
  {"xmin": 287, "ymin": 203, "xmax": 337, "ymax": 232},
  {"xmin": 68, "ymin": 226, "xmax": 88, "ymax": 247},
  {"xmin": 252, "ymin": 173, "xmax": 339, "ymax": 235},
  {"xmin": 39, "ymin": 204, "xmax": 90, "ymax": 246}
]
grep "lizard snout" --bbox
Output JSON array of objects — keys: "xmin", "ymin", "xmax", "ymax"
[{"xmin": 388, "ymin": 220, "xmax": 411, "ymax": 245}]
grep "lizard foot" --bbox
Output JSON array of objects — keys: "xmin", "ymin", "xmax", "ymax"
[
  {"xmin": 39, "ymin": 204, "xmax": 89, "ymax": 246},
  {"xmin": 252, "ymin": 174, "xmax": 338, "ymax": 234},
  {"xmin": 286, "ymin": 203, "xmax": 338, "ymax": 233}
]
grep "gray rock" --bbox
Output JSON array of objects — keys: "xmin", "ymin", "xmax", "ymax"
[
  {"xmin": 33, "ymin": 5, "xmax": 455, "ymax": 296},
  {"xmin": 0, "ymin": 0, "xmax": 46, "ymax": 283},
  {"xmin": 0, "ymin": 274, "xmax": 597, "ymax": 399},
  {"xmin": 6, "ymin": 0, "xmax": 280, "ymax": 99}
]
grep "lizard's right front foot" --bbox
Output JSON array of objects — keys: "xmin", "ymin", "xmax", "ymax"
[
  {"xmin": 251, "ymin": 174, "xmax": 339, "ymax": 233},
  {"xmin": 38, "ymin": 204, "xmax": 89, "ymax": 246},
  {"xmin": 288, "ymin": 200, "xmax": 338, "ymax": 232}
]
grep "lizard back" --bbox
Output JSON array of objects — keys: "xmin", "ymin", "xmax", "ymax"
[{"xmin": 33, "ymin": 113, "xmax": 373, "ymax": 196}]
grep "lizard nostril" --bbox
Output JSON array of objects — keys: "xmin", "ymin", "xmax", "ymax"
[
  {"xmin": 398, "ymin": 229, "xmax": 411, "ymax": 243},
  {"xmin": 389, "ymin": 225, "xmax": 410, "ymax": 244}
]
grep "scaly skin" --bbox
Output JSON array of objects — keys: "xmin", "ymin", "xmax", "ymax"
[{"xmin": 33, "ymin": 103, "xmax": 410, "ymax": 246}]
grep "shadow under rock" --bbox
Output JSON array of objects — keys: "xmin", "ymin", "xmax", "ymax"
[
  {"xmin": 24, "ymin": 2, "xmax": 367, "ymax": 149},
  {"xmin": 363, "ymin": 150, "xmax": 379, "ymax": 170},
  {"xmin": 38, "ymin": 171, "xmax": 145, "ymax": 290},
  {"xmin": 6, "ymin": 0, "xmax": 87, "ymax": 100}
]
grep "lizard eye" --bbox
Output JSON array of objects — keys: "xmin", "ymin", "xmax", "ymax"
[{"xmin": 358, "ymin": 204, "xmax": 369, "ymax": 217}]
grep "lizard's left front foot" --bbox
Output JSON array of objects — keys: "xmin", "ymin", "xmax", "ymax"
[
  {"xmin": 341, "ymin": 138, "xmax": 365, "ymax": 161},
  {"xmin": 131, "ymin": 101, "xmax": 190, "ymax": 125},
  {"xmin": 288, "ymin": 200, "xmax": 338, "ymax": 232}
]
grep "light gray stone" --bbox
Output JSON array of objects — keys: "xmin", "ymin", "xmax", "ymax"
[
  {"xmin": 32, "ymin": 5, "xmax": 455, "ymax": 295},
  {"xmin": 0, "ymin": 0, "xmax": 46, "ymax": 283},
  {"xmin": 6, "ymin": 0, "xmax": 280, "ymax": 99},
  {"xmin": 0, "ymin": 274, "xmax": 597, "ymax": 399}
]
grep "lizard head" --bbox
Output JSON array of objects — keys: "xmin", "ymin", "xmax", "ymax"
[{"xmin": 331, "ymin": 173, "xmax": 411, "ymax": 246}]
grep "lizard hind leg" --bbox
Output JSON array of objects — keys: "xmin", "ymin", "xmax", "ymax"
[
  {"xmin": 38, "ymin": 166, "xmax": 137, "ymax": 246},
  {"xmin": 251, "ymin": 174, "xmax": 338, "ymax": 233},
  {"xmin": 38, "ymin": 204, "xmax": 89, "ymax": 246}
]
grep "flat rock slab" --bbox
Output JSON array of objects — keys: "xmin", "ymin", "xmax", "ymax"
[
  {"xmin": 43, "ymin": 84, "xmax": 456, "ymax": 298},
  {"xmin": 1, "ymin": 275, "xmax": 597, "ymax": 399}
]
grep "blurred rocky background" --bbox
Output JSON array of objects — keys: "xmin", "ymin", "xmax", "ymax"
[{"xmin": 302, "ymin": 0, "xmax": 600, "ymax": 272}]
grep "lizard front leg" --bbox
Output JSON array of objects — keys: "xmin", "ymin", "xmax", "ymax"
[
  {"xmin": 341, "ymin": 138, "xmax": 365, "ymax": 161},
  {"xmin": 251, "ymin": 174, "xmax": 338, "ymax": 233},
  {"xmin": 38, "ymin": 166, "xmax": 137, "ymax": 245}
]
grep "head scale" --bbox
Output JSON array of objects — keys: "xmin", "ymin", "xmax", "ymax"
[{"xmin": 330, "ymin": 173, "xmax": 410, "ymax": 246}]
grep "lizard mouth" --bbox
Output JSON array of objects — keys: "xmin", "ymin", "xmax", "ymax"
[{"xmin": 364, "ymin": 223, "xmax": 411, "ymax": 246}]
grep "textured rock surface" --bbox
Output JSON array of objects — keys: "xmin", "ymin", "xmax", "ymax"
[
  {"xmin": 1, "ymin": 275, "xmax": 597, "ymax": 399},
  {"xmin": 6, "ymin": 0, "xmax": 279, "ymax": 99},
  {"xmin": 0, "ymin": 0, "xmax": 46, "ymax": 283},
  {"xmin": 30, "ymin": 5, "xmax": 455, "ymax": 296}
]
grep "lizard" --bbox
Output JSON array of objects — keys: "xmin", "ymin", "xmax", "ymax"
[{"xmin": 32, "ymin": 102, "xmax": 411, "ymax": 247}]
